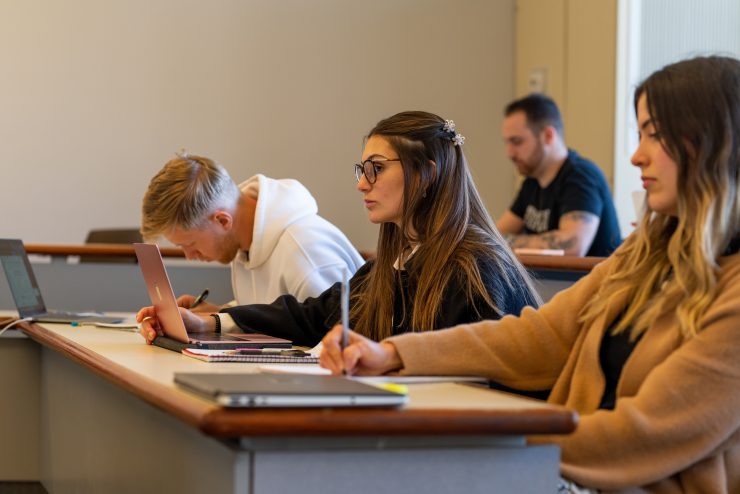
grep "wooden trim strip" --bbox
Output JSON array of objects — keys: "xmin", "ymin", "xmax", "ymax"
[
  {"xmin": 24, "ymin": 243, "xmax": 602, "ymax": 272},
  {"xmin": 25, "ymin": 243, "xmax": 185, "ymax": 258},
  {"xmin": 200, "ymin": 406, "xmax": 578, "ymax": 438}
]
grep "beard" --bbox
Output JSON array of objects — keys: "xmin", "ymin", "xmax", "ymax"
[
  {"xmin": 216, "ymin": 235, "xmax": 241, "ymax": 264},
  {"xmin": 513, "ymin": 142, "xmax": 545, "ymax": 177}
]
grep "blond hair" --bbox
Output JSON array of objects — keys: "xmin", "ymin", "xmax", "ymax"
[
  {"xmin": 579, "ymin": 56, "xmax": 740, "ymax": 339},
  {"xmin": 140, "ymin": 154, "xmax": 241, "ymax": 241}
]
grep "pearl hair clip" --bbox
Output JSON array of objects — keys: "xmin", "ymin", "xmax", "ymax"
[{"xmin": 443, "ymin": 119, "xmax": 465, "ymax": 146}]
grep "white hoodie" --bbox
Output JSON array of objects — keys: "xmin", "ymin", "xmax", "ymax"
[{"xmin": 229, "ymin": 174, "xmax": 364, "ymax": 305}]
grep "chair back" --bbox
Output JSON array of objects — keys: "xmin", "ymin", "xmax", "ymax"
[{"xmin": 80, "ymin": 228, "xmax": 143, "ymax": 263}]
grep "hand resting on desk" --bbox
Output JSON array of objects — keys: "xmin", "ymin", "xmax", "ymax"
[
  {"xmin": 136, "ymin": 306, "xmax": 213, "ymax": 344},
  {"xmin": 320, "ymin": 324, "xmax": 403, "ymax": 376}
]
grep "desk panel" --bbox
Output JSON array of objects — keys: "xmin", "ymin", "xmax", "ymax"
[
  {"xmin": 0, "ymin": 334, "xmax": 40, "ymax": 481},
  {"xmin": 18, "ymin": 322, "xmax": 576, "ymax": 493}
]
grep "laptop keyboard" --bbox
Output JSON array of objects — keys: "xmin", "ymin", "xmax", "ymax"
[{"xmin": 190, "ymin": 333, "xmax": 243, "ymax": 342}]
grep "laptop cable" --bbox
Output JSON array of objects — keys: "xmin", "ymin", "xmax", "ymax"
[{"xmin": 0, "ymin": 317, "xmax": 34, "ymax": 337}]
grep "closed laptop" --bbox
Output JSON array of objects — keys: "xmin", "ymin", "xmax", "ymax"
[{"xmin": 174, "ymin": 373, "xmax": 408, "ymax": 408}]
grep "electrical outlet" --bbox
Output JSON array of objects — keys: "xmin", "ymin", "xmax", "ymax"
[{"xmin": 528, "ymin": 68, "xmax": 547, "ymax": 93}]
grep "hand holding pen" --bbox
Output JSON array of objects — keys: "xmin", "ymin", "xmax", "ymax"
[
  {"xmin": 191, "ymin": 288, "xmax": 209, "ymax": 308},
  {"xmin": 318, "ymin": 325, "xmax": 403, "ymax": 376},
  {"xmin": 176, "ymin": 288, "xmax": 216, "ymax": 313}
]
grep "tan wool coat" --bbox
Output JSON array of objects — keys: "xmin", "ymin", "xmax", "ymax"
[{"xmin": 387, "ymin": 252, "xmax": 740, "ymax": 493}]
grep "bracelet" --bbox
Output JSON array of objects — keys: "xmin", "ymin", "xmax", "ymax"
[{"xmin": 210, "ymin": 313, "xmax": 221, "ymax": 334}]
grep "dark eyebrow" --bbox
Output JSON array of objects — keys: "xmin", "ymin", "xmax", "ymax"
[
  {"xmin": 639, "ymin": 118, "xmax": 655, "ymax": 131},
  {"xmin": 363, "ymin": 154, "xmax": 390, "ymax": 161}
]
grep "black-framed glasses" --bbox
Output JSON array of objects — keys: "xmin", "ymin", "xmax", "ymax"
[{"xmin": 354, "ymin": 158, "xmax": 401, "ymax": 184}]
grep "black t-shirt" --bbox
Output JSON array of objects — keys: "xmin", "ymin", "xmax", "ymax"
[
  {"xmin": 598, "ymin": 320, "xmax": 642, "ymax": 410},
  {"xmin": 510, "ymin": 150, "xmax": 622, "ymax": 257}
]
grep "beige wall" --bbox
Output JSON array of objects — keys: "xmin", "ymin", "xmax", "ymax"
[
  {"xmin": 0, "ymin": 0, "xmax": 516, "ymax": 251},
  {"xmin": 514, "ymin": 0, "xmax": 617, "ymax": 185}
]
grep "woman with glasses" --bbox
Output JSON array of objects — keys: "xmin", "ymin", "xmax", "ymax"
[
  {"xmin": 321, "ymin": 57, "xmax": 740, "ymax": 492},
  {"xmin": 139, "ymin": 111, "xmax": 541, "ymax": 351}
]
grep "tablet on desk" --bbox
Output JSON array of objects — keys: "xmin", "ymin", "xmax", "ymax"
[{"xmin": 174, "ymin": 373, "xmax": 408, "ymax": 408}]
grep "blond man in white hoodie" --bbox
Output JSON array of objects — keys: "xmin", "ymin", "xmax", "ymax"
[{"xmin": 141, "ymin": 153, "xmax": 364, "ymax": 322}]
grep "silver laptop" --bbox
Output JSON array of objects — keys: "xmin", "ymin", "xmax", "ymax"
[
  {"xmin": 0, "ymin": 238, "xmax": 123, "ymax": 324},
  {"xmin": 174, "ymin": 373, "xmax": 408, "ymax": 408},
  {"xmin": 134, "ymin": 243, "xmax": 291, "ymax": 351}
]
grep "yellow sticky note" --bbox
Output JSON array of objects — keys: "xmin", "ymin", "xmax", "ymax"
[{"xmin": 372, "ymin": 383, "xmax": 408, "ymax": 395}]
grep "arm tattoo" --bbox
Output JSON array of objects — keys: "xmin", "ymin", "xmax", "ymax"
[
  {"xmin": 510, "ymin": 232, "xmax": 578, "ymax": 250},
  {"xmin": 538, "ymin": 232, "xmax": 578, "ymax": 250},
  {"xmin": 562, "ymin": 211, "xmax": 598, "ymax": 224},
  {"xmin": 509, "ymin": 211, "xmax": 596, "ymax": 252}
]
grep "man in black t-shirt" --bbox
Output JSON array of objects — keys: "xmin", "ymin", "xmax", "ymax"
[{"xmin": 496, "ymin": 94, "xmax": 621, "ymax": 257}]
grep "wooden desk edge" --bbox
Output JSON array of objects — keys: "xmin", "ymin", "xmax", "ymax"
[
  {"xmin": 20, "ymin": 322, "xmax": 578, "ymax": 438},
  {"xmin": 516, "ymin": 254, "xmax": 605, "ymax": 272},
  {"xmin": 200, "ymin": 406, "xmax": 578, "ymax": 438},
  {"xmin": 24, "ymin": 243, "xmax": 603, "ymax": 271}
]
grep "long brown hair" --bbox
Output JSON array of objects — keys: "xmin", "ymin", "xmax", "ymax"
[
  {"xmin": 579, "ymin": 56, "xmax": 740, "ymax": 339},
  {"xmin": 351, "ymin": 111, "xmax": 540, "ymax": 340}
]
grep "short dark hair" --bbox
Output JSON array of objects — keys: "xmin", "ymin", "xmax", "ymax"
[{"xmin": 504, "ymin": 93, "xmax": 564, "ymax": 136}]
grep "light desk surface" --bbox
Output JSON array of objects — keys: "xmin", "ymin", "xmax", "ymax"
[{"xmin": 19, "ymin": 320, "xmax": 577, "ymax": 439}]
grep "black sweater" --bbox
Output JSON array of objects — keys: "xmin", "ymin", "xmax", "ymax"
[{"xmin": 222, "ymin": 255, "xmax": 538, "ymax": 347}]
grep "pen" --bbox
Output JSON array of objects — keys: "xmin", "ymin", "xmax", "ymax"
[
  {"xmin": 340, "ymin": 267, "xmax": 349, "ymax": 373},
  {"xmin": 228, "ymin": 348, "xmax": 311, "ymax": 357},
  {"xmin": 191, "ymin": 288, "xmax": 209, "ymax": 309}
]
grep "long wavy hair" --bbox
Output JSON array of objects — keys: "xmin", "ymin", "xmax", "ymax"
[
  {"xmin": 351, "ymin": 111, "xmax": 540, "ymax": 341},
  {"xmin": 579, "ymin": 56, "xmax": 740, "ymax": 339}
]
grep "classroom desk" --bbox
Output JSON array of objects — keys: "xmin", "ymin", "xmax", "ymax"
[
  {"xmin": 518, "ymin": 254, "xmax": 604, "ymax": 301},
  {"xmin": 12, "ymin": 321, "xmax": 577, "ymax": 494}
]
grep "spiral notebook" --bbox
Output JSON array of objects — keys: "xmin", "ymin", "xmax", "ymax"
[{"xmin": 182, "ymin": 348, "xmax": 319, "ymax": 364}]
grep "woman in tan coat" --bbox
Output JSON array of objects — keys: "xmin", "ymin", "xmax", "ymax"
[{"xmin": 321, "ymin": 56, "xmax": 740, "ymax": 493}]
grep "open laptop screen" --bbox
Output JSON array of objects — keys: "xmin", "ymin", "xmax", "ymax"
[
  {"xmin": 134, "ymin": 242, "xmax": 291, "ymax": 349},
  {"xmin": 0, "ymin": 239, "xmax": 47, "ymax": 318}
]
